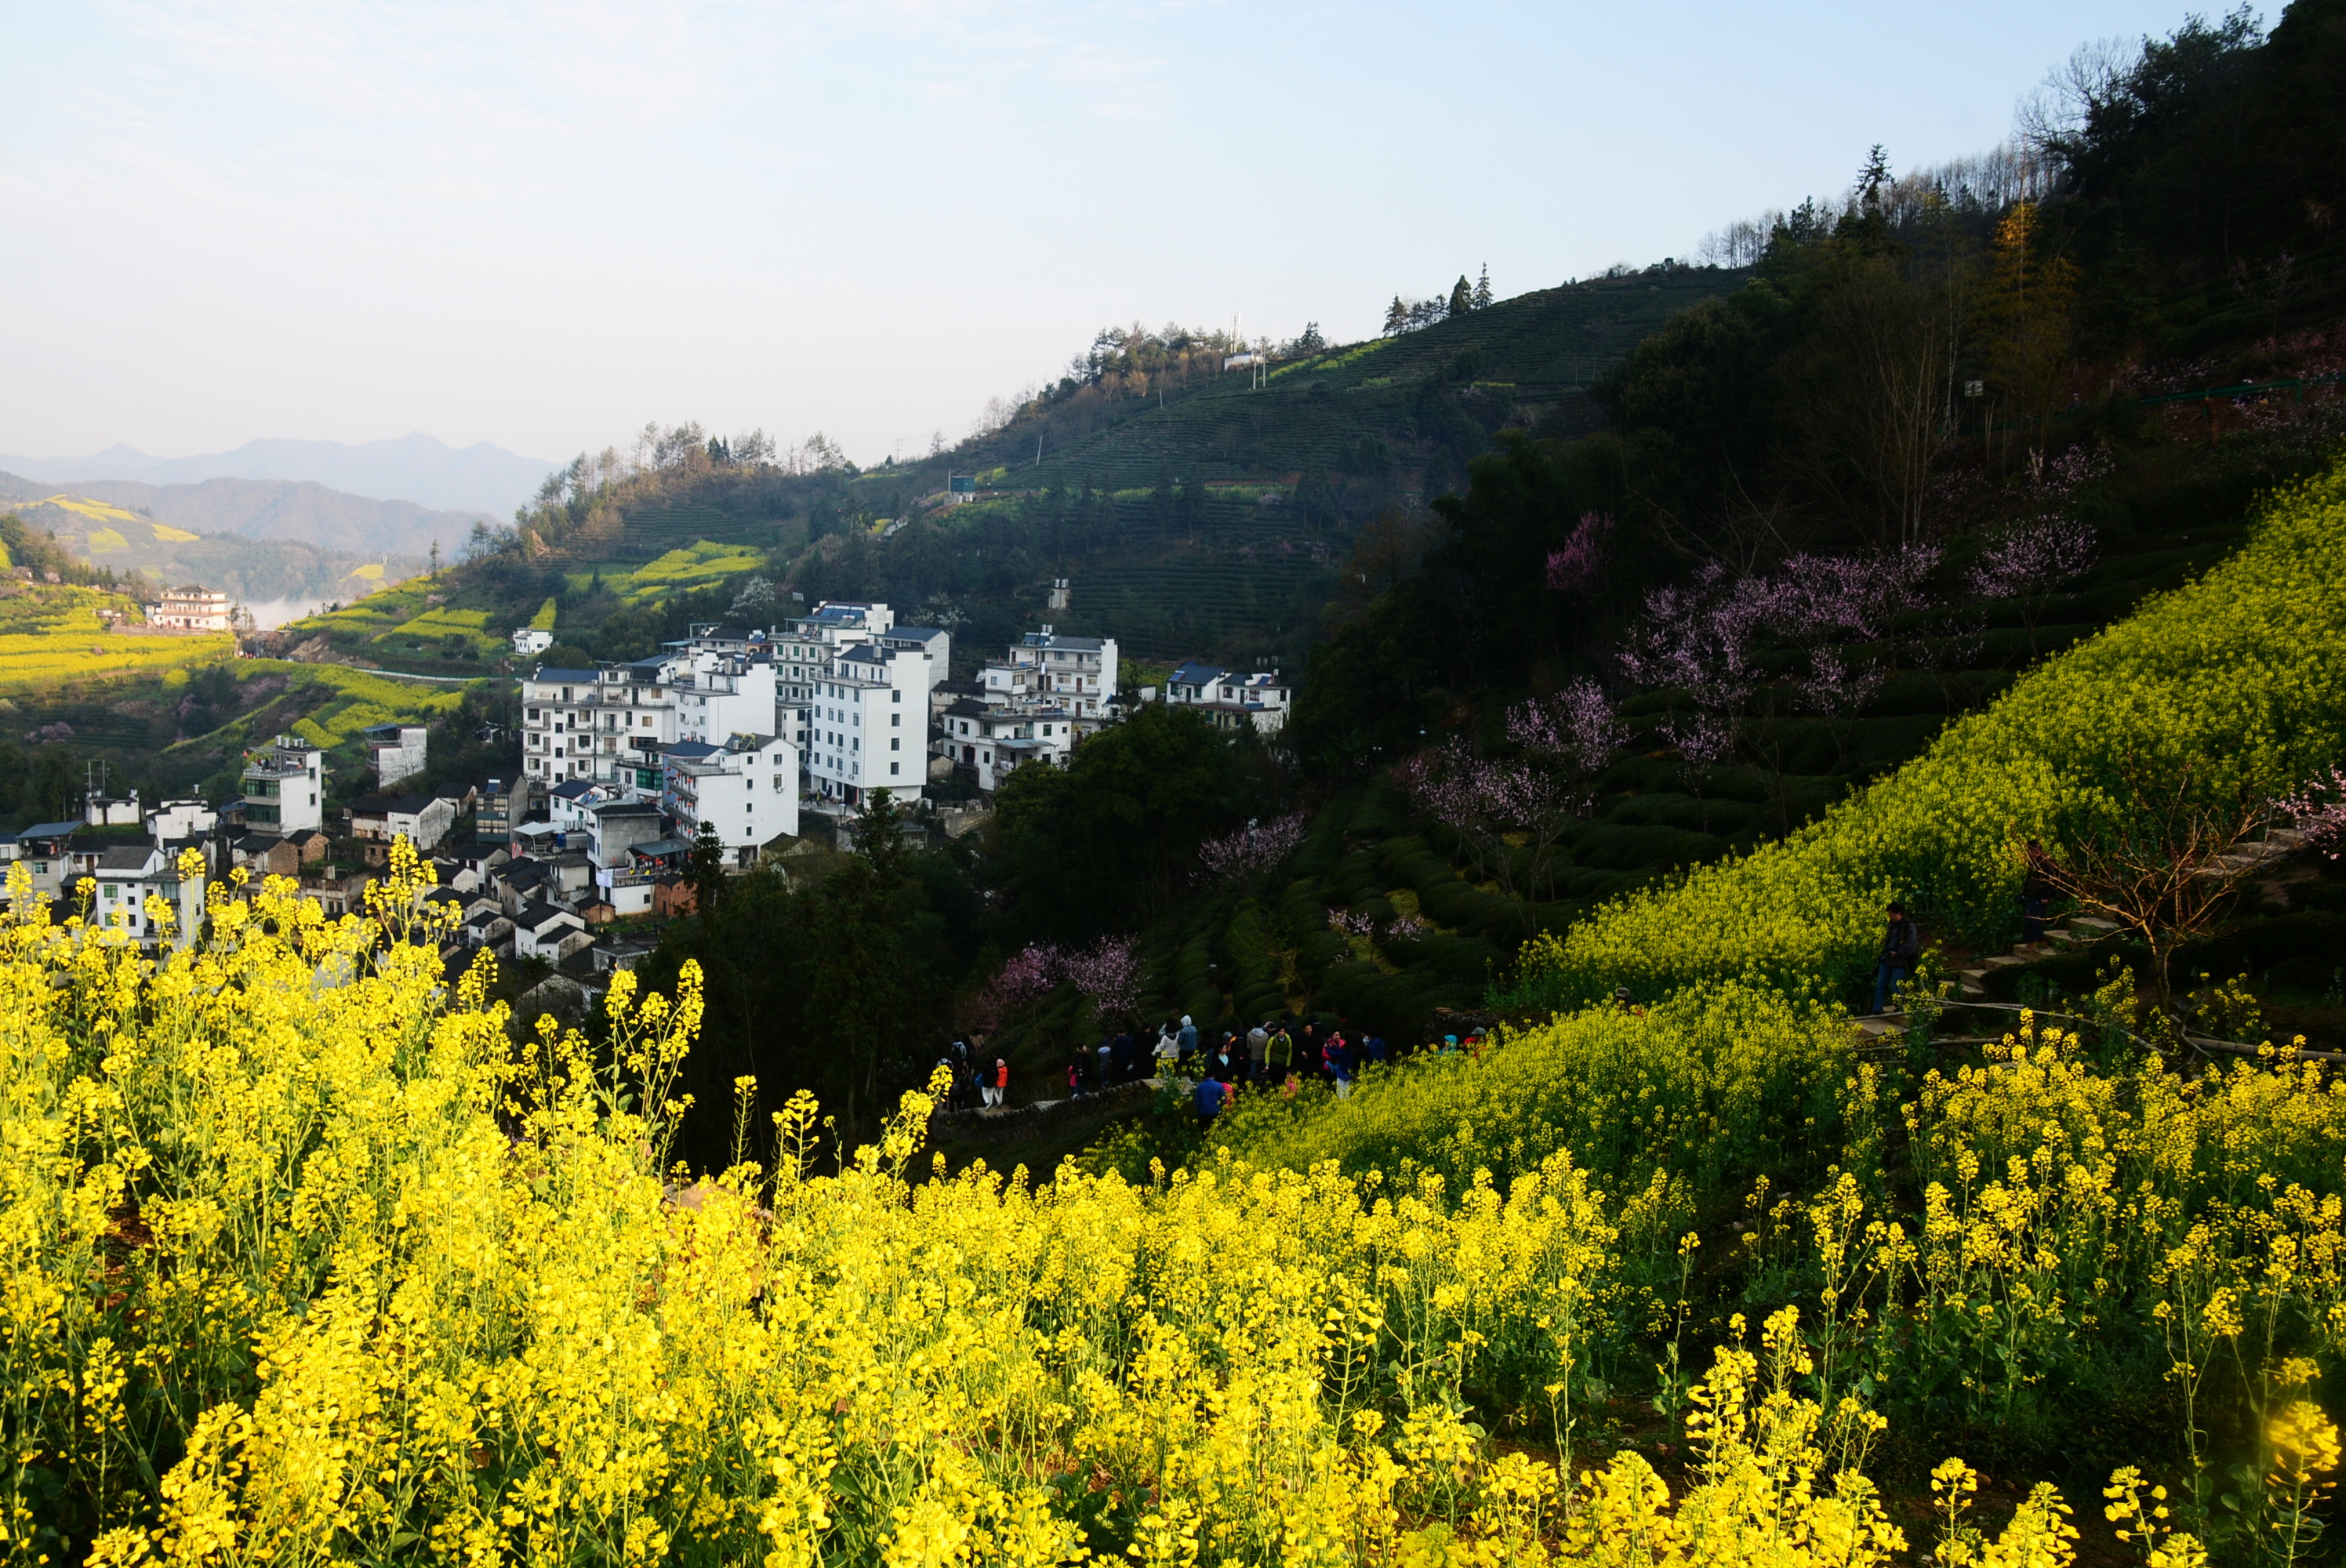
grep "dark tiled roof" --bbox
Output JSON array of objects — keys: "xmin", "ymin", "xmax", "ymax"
[{"xmin": 514, "ymin": 899, "xmax": 579, "ymax": 931}]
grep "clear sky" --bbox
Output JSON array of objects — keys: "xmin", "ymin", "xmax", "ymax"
[{"xmin": 0, "ymin": 0, "xmax": 2227, "ymax": 470}]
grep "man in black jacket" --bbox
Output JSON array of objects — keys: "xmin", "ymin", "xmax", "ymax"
[{"xmin": 1874, "ymin": 902, "xmax": 1922, "ymax": 1014}]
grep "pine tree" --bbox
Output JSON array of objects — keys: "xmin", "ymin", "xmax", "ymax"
[
  {"xmin": 1856, "ymin": 144, "xmax": 1891, "ymax": 214},
  {"xmin": 688, "ymin": 822, "xmax": 727, "ymax": 914},
  {"xmin": 1473, "ymin": 264, "xmax": 1492, "ymax": 310},
  {"xmin": 1448, "ymin": 276, "xmax": 1473, "ymax": 316},
  {"xmin": 1382, "ymin": 296, "xmax": 1409, "ymax": 336}
]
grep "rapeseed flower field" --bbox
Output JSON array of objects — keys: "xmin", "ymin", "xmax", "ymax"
[{"xmin": 0, "ymin": 849, "xmax": 2201, "ymax": 1568}]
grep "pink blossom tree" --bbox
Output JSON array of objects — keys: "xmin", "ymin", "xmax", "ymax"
[
  {"xmin": 1197, "ymin": 811, "xmax": 1309, "ymax": 885},
  {"xmin": 1395, "ymin": 736, "xmax": 1574, "ymax": 903},
  {"xmin": 1798, "ymin": 646, "xmax": 1889, "ymax": 774},
  {"xmin": 1393, "ymin": 737, "xmax": 1494, "ymax": 877},
  {"xmin": 979, "ymin": 942, "xmax": 1063, "ymax": 1041},
  {"xmin": 1618, "ymin": 567, "xmax": 1772, "ymax": 822},
  {"xmin": 1062, "ymin": 935, "xmax": 1141, "ymax": 1025},
  {"xmin": 1544, "ymin": 511, "xmax": 1613, "ymax": 595},
  {"xmin": 2279, "ymin": 765, "xmax": 2346, "ymax": 861},
  {"xmin": 1507, "ymin": 678, "xmax": 1626, "ymax": 787},
  {"xmin": 1969, "ymin": 516, "xmax": 2099, "ymax": 655}
]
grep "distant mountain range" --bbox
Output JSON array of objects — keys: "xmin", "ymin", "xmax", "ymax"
[
  {"xmin": 0, "ymin": 468, "xmax": 482, "ymax": 561},
  {"xmin": 0, "ymin": 474, "xmax": 426, "ymax": 618},
  {"xmin": 0, "ymin": 432, "xmax": 556, "ymax": 516}
]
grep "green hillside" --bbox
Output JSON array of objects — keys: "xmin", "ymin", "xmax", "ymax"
[
  {"xmin": 363, "ymin": 268, "xmax": 1749, "ymax": 676},
  {"xmin": 897, "ymin": 266, "xmax": 1742, "ymax": 503}
]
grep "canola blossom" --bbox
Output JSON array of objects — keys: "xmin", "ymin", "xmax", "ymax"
[
  {"xmin": 1513, "ymin": 462, "xmax": 2346, "ymax": 1009},
  {"xmin": 3, "ymin": 851, "xmax": 2157, "ymax": 1568}
]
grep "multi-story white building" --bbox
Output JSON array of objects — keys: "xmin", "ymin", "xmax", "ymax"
[
  {"xmin": 674, "ymin": 652, "xmax": 777, "ymax": 745},
  {"xmin": 521, "ymin": 667, "xmax": 604, "ymax": 786},
  {"xmin": 521, "ymin": 663, "xmax": 678, "ymax": 794},
  {"xmin": 664, "ymin": 734, "xmax": 797, "ymax": 863},
  {"xmin": 881, "ymin": 624, "xmax": 952, "ymax": 673},
  {"xmin": 512, "ymin": 626, "xmax": 554, "ymax": 657},
  {"xmin": 146, "ymin": 584, "xmax": 232, "ymax": 633},
  {"xmin": 239, "ymin": 734, "xmax": 323, "ymax": 833},
  {"xmin": 936, "ymin": 626, "xmax": 1120, "ymax": 793},
  {"xmin": 1161, "ymin": 661, "xmax": 1291, "ymax": 734},
  {"xmin": 990, "ymin": 626, "xmax": 1118, "ymax": 720},
  {"xmin": 776, "ymin": 602, "xmax": 895, "ymax": 759},
  {"xmin": 804, "ymin": 639, "xmax": 937, "ymax": 805},
  {"xmin": 935, "ymin": 698, "xmax": 1082, "ymax": 793},
  {"xmin": 363, "ymin": 722, "xmax": 429, "ymax": 788}
]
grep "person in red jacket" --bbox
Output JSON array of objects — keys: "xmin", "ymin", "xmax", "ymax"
[{"xmin": 986, "ymin": 1058, "xmax": 1008, "ymax": 1108}]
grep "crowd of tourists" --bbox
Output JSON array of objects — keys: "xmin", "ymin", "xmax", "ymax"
[{"xmin": 935, "ymin": 1014, "xmax": 1504, "ymax": 1123}]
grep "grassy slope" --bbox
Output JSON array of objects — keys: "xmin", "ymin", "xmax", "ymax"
[{"xmin": 928, "ymin": 267, "xmax": 1749, "ymax": 498}]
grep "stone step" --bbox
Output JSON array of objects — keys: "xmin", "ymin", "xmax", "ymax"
[
  {"xmin": 1983, "ymin": 954, "xmax": 2028, "ymax": 970},
  {"xmin": 2068, "ymin": 915, "xmax": 2117, "ymax": 933},
  {"xmin": 1956, "ymin": 967, "xmax": 1988, "ymax": 981},
  {"xmin": 2045, "ymin": 929, "xmax": 2077, "ymax": 947}
]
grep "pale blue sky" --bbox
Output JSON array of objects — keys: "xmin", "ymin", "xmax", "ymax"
[{"xmin": 0, "ymin": 0, "xmax": 2227, "ymax": 470}]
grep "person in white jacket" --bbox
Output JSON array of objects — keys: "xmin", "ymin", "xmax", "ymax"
[{"xmin": 1153, "ymin": 1022, "xmax": 1182, "ymax": 1077}]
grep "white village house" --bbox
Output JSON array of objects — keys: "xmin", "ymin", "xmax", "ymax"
[
  {"xmin": 237, "ymin": 734, "xmax": 324, "ymax": 833},
  {"xmin": 145, "ymin": 584, "xmax": 232, "ymax": 633},
  {"xmin": 934, "ymin": 626, "xmax": 1120, "ymax": 793},
  {"xmin": 1159, "ymin": 660, "xmax": 1291, "ymax": 734}
]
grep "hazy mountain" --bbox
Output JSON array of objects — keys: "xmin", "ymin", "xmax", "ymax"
[
  {"xmin": 0, "ymin": 432, "xmax": 556, "ymax": 515},
  {"xmin": 0, "ymin": 481, "xmax": 424, "ymax": 615},
  {"xmin": 49, "ymin": 476, "xmax": 485, "ymax": 559}
]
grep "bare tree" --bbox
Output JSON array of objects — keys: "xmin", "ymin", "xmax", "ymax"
[
  {"xmin": 2015, "ymin": 37, "xmax": 2137, "ymax": 162},
  {"xmin": 2035, "ymin": 755, "xmax": 2273, "ymax": 1023},
  {"xmin": 1792, "ymin": 260, "xmax": 1954, "ymax": 550}
]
